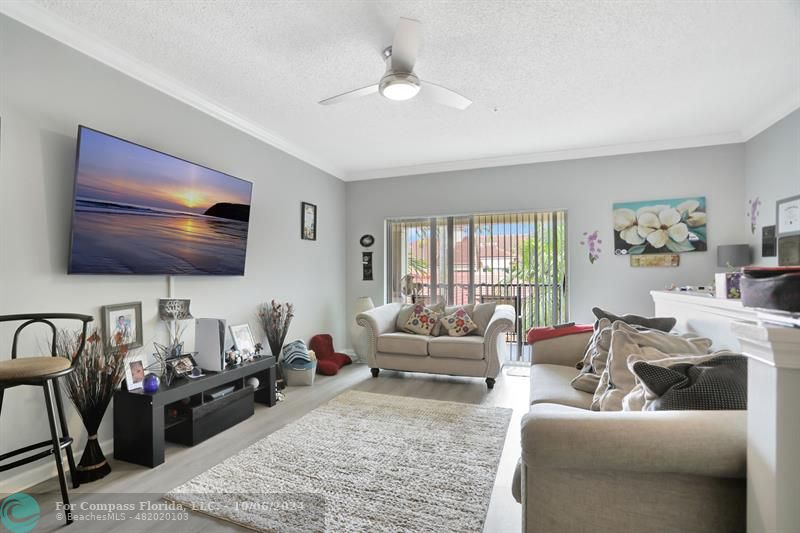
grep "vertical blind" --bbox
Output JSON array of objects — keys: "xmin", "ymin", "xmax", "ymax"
[{"xmin": 386, "ymin": 210, "xmax": 568, "ymax": 344}]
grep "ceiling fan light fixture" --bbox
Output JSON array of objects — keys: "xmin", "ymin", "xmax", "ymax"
[{"xmin": 379, "ymin": 72, "xmax": 420, "ymax": 101}]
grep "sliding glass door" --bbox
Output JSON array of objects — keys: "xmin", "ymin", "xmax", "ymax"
[{"xmin": 387, "ymin": 210, "xmax": 568, "ymax": 361}]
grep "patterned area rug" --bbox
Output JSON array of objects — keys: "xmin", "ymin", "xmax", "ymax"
[{"xmin": 166, "ymin": 390, "xmax": 512, "ymax": 533}]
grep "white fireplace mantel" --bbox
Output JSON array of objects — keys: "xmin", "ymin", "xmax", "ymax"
[
  {"xmin": 733, "ymin": 322, "xmax": 800, "ymax": 533},
  {"xmin": 651, "ymin": 290, "xmax": 757, "ymax": 350}
]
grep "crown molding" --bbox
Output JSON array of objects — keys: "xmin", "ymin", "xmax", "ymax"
[
  {"xmin": 740, "ymin": 92, "xmax": 800, "ymax": 141},
  {"xmin": 0, "ymin": 2, "xmax": 346, "ymax": 179},
  {"xmin": 344, "ymin": 131, "xmax": 744, "ymax": 181}
]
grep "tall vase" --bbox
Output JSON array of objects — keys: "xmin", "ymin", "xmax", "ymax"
[
  {"xmin": 268, "ymin": 330, "xmax": 290, "ymax": 390},
  {"xmin": 76, "ymin": 421, "xmax": 111, "ymax": 483}
]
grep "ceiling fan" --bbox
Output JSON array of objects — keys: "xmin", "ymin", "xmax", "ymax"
[{"xmin": 318, "ymin": 18, "xmax": 472, "ymax": 110}]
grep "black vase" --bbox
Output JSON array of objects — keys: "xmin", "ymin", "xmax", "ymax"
[{"xmin": 76, "ymin": 433, "xmax": 111, "ymax": 483}]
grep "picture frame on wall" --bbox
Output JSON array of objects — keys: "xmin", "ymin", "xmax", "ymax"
[
  {"xmin": 102, "ymin": 301, "xmax": 143, "ymax": 349},
  {"xmin": 776, "ymin": 194, "xmax": 800, "ymax": 237},
  {"xmin": 762, "ymin": 225, "xmax": 777, "ymax": 257},
  {"xmin": 301, "ymin": 201, "xmax": 317, "ymax": 240},
  {"xmin": 612, "ymin": 196, "xmax": 707, "ymax": 255}
]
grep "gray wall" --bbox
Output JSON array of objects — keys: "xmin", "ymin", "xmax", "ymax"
[
  {"xmin": 346, "ymin": 144, "xmax": 747, "ymax": 331},
  {"xmin": 0, "ymin": 16, "xmax": 346, "ymax": 491},
  {"xmin": 744, "ymin": 109, "xmax": 800, "ymax": 265}
]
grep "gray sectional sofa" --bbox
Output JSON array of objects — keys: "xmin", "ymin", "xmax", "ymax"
[
  {"xmin": 356, "ymin": 303, "xmax": 516, "ymax": 388},
  {"xmin": 513, "ymin": 330, "xmax": 747, "ymax": 533}
]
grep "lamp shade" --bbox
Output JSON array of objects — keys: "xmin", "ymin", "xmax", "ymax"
[
  {"xmin": 717, "ymin": 244, "xmax": 752, "ymax": 268},
  {"xmin": 354, "ymin": 296, "xmax": 375, "ymax": 314}
]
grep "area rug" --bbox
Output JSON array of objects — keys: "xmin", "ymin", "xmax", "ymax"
[{"xmin": 165, "ymin": 390, "xmax": 512, "ymax": 533}]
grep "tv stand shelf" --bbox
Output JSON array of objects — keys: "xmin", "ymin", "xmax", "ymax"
[{"xmin": 113, "ymin": 355, "xmax": 276, "ymax": 467}]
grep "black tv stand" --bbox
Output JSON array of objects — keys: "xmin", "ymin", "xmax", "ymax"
[{"xmin": 113, "ymin": 356, "xmax": 276, "ymax": 467}]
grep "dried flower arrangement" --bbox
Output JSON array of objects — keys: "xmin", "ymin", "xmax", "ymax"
[
  {"xmin": 56, "ymin": 328, "xmax": 130, "ymax": 482},
  {"xmin": 257, "ymin": 300, "xmax": 294, "ymax": 357}
]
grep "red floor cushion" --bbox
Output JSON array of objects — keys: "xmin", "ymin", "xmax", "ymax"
[
  {"xmin": 316, "ymin": 359, "xmax": 340, "ymax": 376},
  {"xmin": 309, "ymin": 334, "xmax": 352, "ymax": 375}
]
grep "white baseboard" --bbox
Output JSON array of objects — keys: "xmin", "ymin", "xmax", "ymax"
[{"xmin": 0, "ymin": 437, "xmax": 113, "ymax": 494}]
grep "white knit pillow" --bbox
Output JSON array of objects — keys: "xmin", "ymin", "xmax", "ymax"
[{"xmin": 592, "ymin": 321, "xmax": 712, "ymax": 411}]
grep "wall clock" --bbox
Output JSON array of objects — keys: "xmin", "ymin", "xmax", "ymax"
[{"xmin": 360, "ymin": 234, "xmax": 375, "ymax": 247}]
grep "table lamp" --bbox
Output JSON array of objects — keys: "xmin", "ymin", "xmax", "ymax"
[{"xmin": 717, "ymin": 244, "xmax": 752, "ymax": 271}]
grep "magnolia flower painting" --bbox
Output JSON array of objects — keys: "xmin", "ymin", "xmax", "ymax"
[{"xmin": 613, "ymin": 196, "xmax": 707, "ymax": 255}]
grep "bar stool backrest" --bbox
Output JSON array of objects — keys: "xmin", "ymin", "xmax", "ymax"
[{"xmin": 1, "ymin": 313, "xmax": 94, "ymax": 364}]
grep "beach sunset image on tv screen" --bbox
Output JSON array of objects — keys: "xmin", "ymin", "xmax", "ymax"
[{"xmin": 68, "ymin": 127, "xmax": 253, "ymax": 275}]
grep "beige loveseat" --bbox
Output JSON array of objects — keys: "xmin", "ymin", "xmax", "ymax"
[
  {"xmin": 356, "ymin": 303, "xmax": 516, "ymax": 389},
  {"xmin": 513, "ymin": 331, "xmax": 747, "ymax": 533}
]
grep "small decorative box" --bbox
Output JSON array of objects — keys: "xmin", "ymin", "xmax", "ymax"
[{"xmin": 715, "ymin": 272, "xmax": 742, "ymax": 299}]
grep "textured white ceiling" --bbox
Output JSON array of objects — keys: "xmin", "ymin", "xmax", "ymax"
[{"xmin": 13, "ymin": 1, "xmax": 800, "ymax": 179}]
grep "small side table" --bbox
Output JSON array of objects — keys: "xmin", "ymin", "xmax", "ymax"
[{"xmin": 732, "ymin": 322, "xmax": 800, "ymax": 533}]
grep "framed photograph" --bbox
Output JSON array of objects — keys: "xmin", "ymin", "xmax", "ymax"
[
  {"xmin": 229, "ymin": 323, "xmax": 256, "ymax": 355},
  {"xmin": 613, "ymin": 196, "xmax": 707, "ymax": 255},
  {"xmin": 778, "ymin": 235, "xmax": 800, "ymax": 266},
  {"xmin": 301, "ymin": 201, "xmax": 317, "ymax": 240},
  {"xmin": 776, "ymin": 195, "xmax": 800, "ymax": 237},
  {"xmin": 167, "ymin": 354, "xmax": 196, "ymax": 377},
  {"xmin": 124, "ymin": 355, "xmax": 146, "ymax": 390},
  {"xmin": 102, "ymin": 301, "xmax": 143, "ymax": 349}
]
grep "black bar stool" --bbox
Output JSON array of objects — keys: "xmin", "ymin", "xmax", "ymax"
[{"xmin": 0, "ymin": 313, "xmax": 93, "ymax": 526}]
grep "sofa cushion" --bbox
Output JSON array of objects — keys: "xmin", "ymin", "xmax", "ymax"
[
  {"xmin": 433, "ymin": 304, "xmax": 475, "ymax": 336},
  {"xmin": 592, "ymin": 306, "xmax": 676, "ymax": 333},
  {"xmin": 593, "ymin": 321, "xmax": 712, "ymax": 411},
  {"xmin": 402, "ymin": 304, "xmax": 442, "ymax": 335},
  {"xmin": 571, "ymin": 318, "xmax": 612, "ymax": 393},
  {"xmin": 428, "ymin": 336, "xmax": 485, "ymax": 360},
  {"xmin": 377, "ymin": 332, "xmax": 430, "ymax": 356},
  {"xmin": 531, "ymin": 364, "xmax": 593, "ymax": 409},
  {"xmin": 623, "ymin": 352, "xmax": 723, "ymax": 410},
  {"xmin": 470, "ymin": 302, "xmax": 497, "ymax": 336},
  {"xmin": 632, "ymin": 353, "xmax": 747, "ymax": 411},
  {"xmin": 397, "ymin": 302, "xmax": 444, "ymax": 332},
  {"xmin": 440, "ymin": 307, "xmax": 478, "ymax": 336}
]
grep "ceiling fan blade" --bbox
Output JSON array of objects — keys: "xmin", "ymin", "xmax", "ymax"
[
  {"xmin": 391, "ymin": 17, "xmax": 420, "ymax": 73},
  {"xmin": 318, "ymin": 84, "xmax": 379, "ymax": 106},
  {"xmin": 421, "ymin": 81, "xmax": 472, "ymax": 110}
]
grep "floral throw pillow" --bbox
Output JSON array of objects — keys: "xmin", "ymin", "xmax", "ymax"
[
  {"xmin": 441, "ymin": 307, "xmax": 478, "ymax": 337},
  {"xmin": 403, "ymin": 305, "xmax": 440, "ymax": 335}
]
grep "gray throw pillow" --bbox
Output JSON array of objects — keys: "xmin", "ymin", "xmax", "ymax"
[
  {"xmin": 469, "ymin": 302, "xmax": 497, "ymax": 336},
  {"xmin": 632, "ymin": 354, "xmax": 747, "ymax": 411},
  {"xmin": 592, "ymin": 307, "xmax": 676, "ymax": 333},
  {"xmin": 571, "ymin": 318, "xmax": 612, "ymax": 394}
]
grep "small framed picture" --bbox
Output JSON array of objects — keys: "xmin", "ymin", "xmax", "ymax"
[
  {"xmin": 167, "ymin": 354, "xmax": 196, "ymax": 377},
  {"xmin": 301, "ymin": 201, "xmax": 317, "ymax": 240},
  {"xmin": 229, "ymin": 324, "xmax": 257, "ymax": 355},
  {"xmin": 102, "ymin": 301, "xmax": 143, "ymax": 349},
  {"xmin": 776, "ymin": 195, "xmax": 800, "ymax": 237},
  {"xmin": 124, "ymin": 355, "xmax": 147, "ymax": 390}
]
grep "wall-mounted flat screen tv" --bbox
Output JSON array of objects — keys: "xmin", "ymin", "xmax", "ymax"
[{"xmin": 68, "ymin": 126, "xmax": 253, "ymax": 275}]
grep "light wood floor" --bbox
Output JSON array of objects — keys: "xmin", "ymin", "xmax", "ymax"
[{"xmin": 23, "ymin": 364, "xmax": 529, "ymax": 533}]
